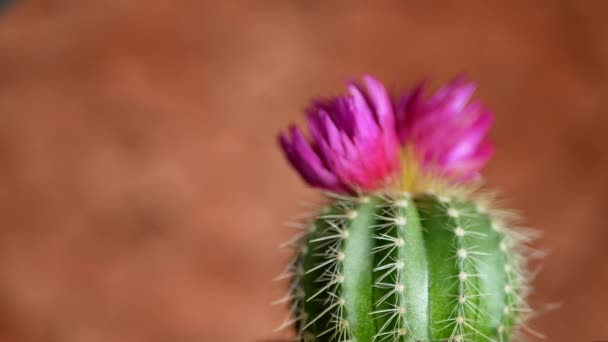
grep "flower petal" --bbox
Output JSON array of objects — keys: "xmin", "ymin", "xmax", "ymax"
[
  {"xmin": 348, "ymin": 84, "xmax": 380, "ymax": 141},
  {"xmin": 445, "ymin": 141, "xmax": 495, "ymax": 180},
  {"xmin": 279, "ymin": 75, "xmax": 400, "ymax": 193},
  {"xmin": 443, "ymin": 109, "xmax": 494, "ymax": 163},
  {"xmin": 278, "ymin": 127, "xmax": 343, "ymax": 191},
  {"xmin": 397, "ymin": 76, "xmax": 495, "ymax": 181},
  {"xmin": 363, "ymin": 75, "xmax": 395, "ymax": 130}
]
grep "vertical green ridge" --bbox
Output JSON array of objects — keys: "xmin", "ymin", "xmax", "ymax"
[
  {"xmin": 370, "ymin": 193, "xmax": 427, "ymax": 341},
  {"xmin": 341, "ymin": 196, "xmax": 380, "ymax": 342},
  {"xmin": 416, "ymin": 194, "xmax": 494, "ymax": 341},
  {"xmin": 399, "ymin": 194, "xmax": 430, "ymax": 342},
  {"xmin": 416, "ymin": 194, "xmax": 462, "ymax": 341},
  {"xmin": 344, "ymin": 193, "xmax": 432, "ymax": 342},
  {"xmin": 301, "ymin": 200, "xmax": 351, "ymax": 342},
  {"xmin": 444, "ymin": 198, "xmax": 489, "ymax": 341},
  {"xmin": 497, "ymin": 225, "xmax": 524, "ymax": 341},
  {"xmin": 370, "ymin": 194, "xmax": 405, "ymax": 341},
  {"xmin": 448, "ymin": 197, "xmax": 481, "ymax": 341},
  {"xmin": 457, "ymin": 202, "xmax": 506, "ymax": 342}
]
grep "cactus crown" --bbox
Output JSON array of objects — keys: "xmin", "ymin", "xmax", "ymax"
[{"xmin": 276, "ymin": 75, "xmax": 539, "ymax": 342}]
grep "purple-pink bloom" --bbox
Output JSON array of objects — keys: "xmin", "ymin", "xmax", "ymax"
[
  {"xmin": 397, "ymin": 77, "xmax": 495, "ymax": 181},
  {"xmin": 279, "ymin": 75, "xmax": 400, "ymax": 193}
]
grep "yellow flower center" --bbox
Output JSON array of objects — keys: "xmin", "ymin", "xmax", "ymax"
[{"xmin": 397, "ymin": 145, "xmax": 471, "ymax": 197}]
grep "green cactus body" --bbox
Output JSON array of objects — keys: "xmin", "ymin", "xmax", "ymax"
[{"xmin": 286, "ymin": 191, "xmax": 530, "ymax": 342}]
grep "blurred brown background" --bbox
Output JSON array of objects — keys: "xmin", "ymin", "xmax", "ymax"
[{"xmin": 0, "ymin": 1, "xmax": 607, "ymax": 341}]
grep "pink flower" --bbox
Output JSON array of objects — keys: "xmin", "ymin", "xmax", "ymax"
[
  {"xmin": 397, "ymin": 77, "xmax": 494, "ymax": 181},
  {"xmin": 278, "ymin": 75, "xmax": 399, "ymax": 193}
]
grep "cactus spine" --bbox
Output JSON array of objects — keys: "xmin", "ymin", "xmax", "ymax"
[{"xmin": 281, "ymin": 190, "xmax": 532, "ymax": 342}]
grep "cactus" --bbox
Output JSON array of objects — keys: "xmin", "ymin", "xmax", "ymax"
[
  {"xmin": 281, "ymin": 190, "xmax": 533, "ymax": 342},
  {"xmin": 277, "ymin": 75, "xmax": 538, "ymax": 341}
]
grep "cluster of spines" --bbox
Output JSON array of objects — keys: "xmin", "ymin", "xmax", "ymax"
[
  {"xmin": 493, "ymin": 218, "xmax": 540, "ymax": 342},
  {"xmin": 274, "ymin": 216, "xmax": 309, "ymax": 337},
  {"xmin": 305, "ymin": 195, "xmax": 355, "ymax": 342},
  {"xmin": 435, "ymin": 194, "xmax": 493, "ymax": 342},
  {"xmin": 277, "ymin": 193, "xmax": 360, "ymax": 342},
  {"xmin": 370, "ymin": 192, "xmax": 412, "ymax": 342}
]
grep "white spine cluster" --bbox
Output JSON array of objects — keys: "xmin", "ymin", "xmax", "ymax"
[
  {"xmin": 302, "ymin": 194, "xmax": 361, "ymax": 341},
  {"xmin": 494, "ymin": 220, "xmax": 540, "ymax": 342},
  {"xmin": 370, "ymin": 192, "xmax": 411, "ymax": 342},
  {"xmin": 435, "ymin": 196, "xmax": 494, "ymax": 342},
  {"xmin": 477, "ymin": 195, "xmax": 541, "ymax": 342},
  {"xmin": 274, "ymin": 213, "xmax": 316, "ymax": 338}
]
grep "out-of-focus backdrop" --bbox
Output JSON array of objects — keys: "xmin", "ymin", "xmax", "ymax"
[{"xmin": 0, "ymin": 1, "xmax": 607, "ymax": 341}]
